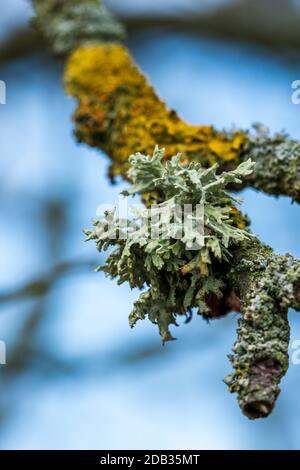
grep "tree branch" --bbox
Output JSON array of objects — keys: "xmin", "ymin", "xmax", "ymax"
[
  {"xmin": 31, "ymin": 0, "xmax": 300, "ymax": 419},
  {"xmin": 32, "ymin": 0, "xmax": 125, "ymax": 56},
  {"xmin": 225, "ymin": 239, "xmax": 300, "ymax": 418},
  {"xmin": 0, "ymin": 259, "xmax": 96, "ymax": 305},
  {"xmin": 64, "ymin": 44, "xmax": 300, "ymax": 202}
]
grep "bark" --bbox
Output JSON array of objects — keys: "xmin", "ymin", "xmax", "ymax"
[{"xmin": 225, "ymin": 239, "xmax": 300, "ymax": 418}]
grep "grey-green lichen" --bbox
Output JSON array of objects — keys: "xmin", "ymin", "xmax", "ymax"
[
  {"xmin": 225, "ymin": 239, "xmax": 300, "ymax": 418},
  {"xmin": 241, "ymin": 124, "xmax": 300, "ymax": 202},
  {"xmin": 32, "ymin": 0, "xmax": 125, "ymax": 55},
  {"xmin": 85, "ymin": 147, "xmax": 255, "ymax": 343}
]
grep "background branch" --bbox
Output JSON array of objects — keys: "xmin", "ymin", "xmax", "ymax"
[{"xmin": 0, "ymin": 258, "xmax": 96, "ymax": 305}]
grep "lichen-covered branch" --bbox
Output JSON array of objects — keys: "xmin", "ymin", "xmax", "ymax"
[
  {"xmin": 241, "ymin": 128, "xmax": 300, "ymax": 202},
  {"xmin": 32, "ymin": 1, "xmax": 300, "ymax": 201},
  {"xmin": 64, "ymin": 44, "xmax": 300, "ymax": 201},
  {"xmin": 225, "ymin": 239, "xmax": 300, "ymax": 418},
  {"xmin": 31, "ymin": 0, "xmax": 300, "ymax": 419},
  {"xmin": 64, "ymin": 44, "xmax": 247, "ymax": 181},
  {"xmin": 32, "ymin": 0, "xmax": 125, "ymax": 55},
  {"xmin": 86, "ymin": 149, "xmax": 300, "ymax": 418}
]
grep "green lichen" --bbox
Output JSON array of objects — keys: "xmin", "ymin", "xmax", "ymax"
[
  {"xmin": 85, "ymin": 147, "xmax": 254, "ymax": 343},
  {"xmin": 32, "ymin": 0, "xmax": 125, "ymax": 55},
  {"xmin": 241, "ymin": 124, "xmax": 300, "ymax": 202}
]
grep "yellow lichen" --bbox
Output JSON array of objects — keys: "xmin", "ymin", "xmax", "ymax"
[{"xmin": 64, "ymin": 44, "xmax": 248, "ymax": 180}]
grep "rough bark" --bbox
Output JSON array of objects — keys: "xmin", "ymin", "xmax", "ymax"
[{"xmin": 225, "ymin": 239, "xmax": 300, "ymax": 418}]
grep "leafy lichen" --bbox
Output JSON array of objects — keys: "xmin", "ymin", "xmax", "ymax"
[{"xmin": 85, "ymin": 147, "xmax": 254, "ymax": 343}]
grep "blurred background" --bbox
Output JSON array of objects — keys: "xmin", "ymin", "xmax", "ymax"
[{"xmin": 0, "ymin": 0, "xmax": 300, "ymax": 450}]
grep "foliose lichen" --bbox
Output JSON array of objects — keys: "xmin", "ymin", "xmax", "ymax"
[{"xmin": 84, "ymin": 147, "xmax": 254, "ymax": 343}]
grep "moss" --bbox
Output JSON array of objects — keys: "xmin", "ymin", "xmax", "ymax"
[{"xmin": 64, "ymin": 44, "xmax": 247, "ymax": 180}]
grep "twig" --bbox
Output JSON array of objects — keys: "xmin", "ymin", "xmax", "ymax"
[{"xmin": 0, "ymin": 259, "xmax": 96, "ymax": 305}]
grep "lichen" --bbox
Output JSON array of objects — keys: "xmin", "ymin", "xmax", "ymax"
[
  {"xmin": 84, "ymin": 147, "xmax": 254, "ymax": 343},
  {"xmin": 31, "ymin": 0, "xmax": 300, "ymax": 420},
  {"xmin": 241, "ymin": 124, "xmax": 300, "ymax": 202},
  {"xmin": 64, "ymin": 45, "xmax": 300, "ymax": 202},
  {"xmin": 32, "ymin": 0, "xmax": 125, "ymax": 56},
  {"xmin": 64, "ymin": 44, "xmax": 247, "ymax": 180},
  {"xmin": 225, "ymin": 240, "xmax": 300, "ymax": 418}
]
